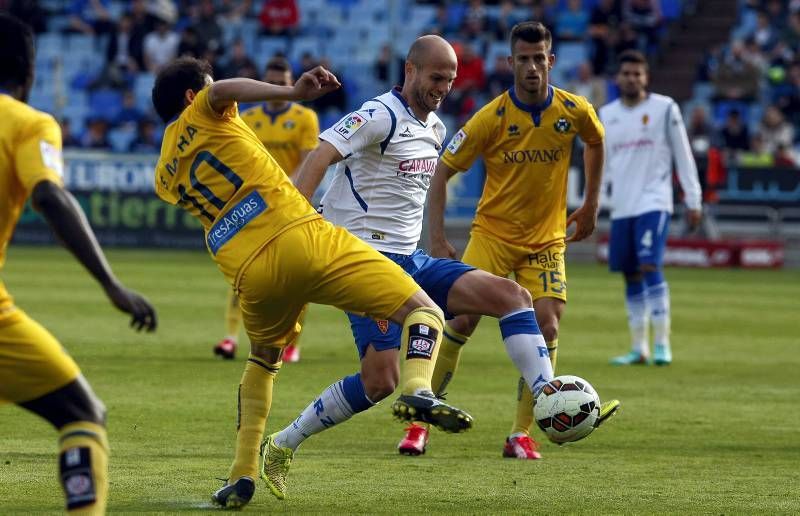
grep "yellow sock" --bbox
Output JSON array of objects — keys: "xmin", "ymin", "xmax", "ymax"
[
  {"xmin": 225, "ymin": 290, "xmax": 242, "ymax": 339},
  {"xmin": 510, "ymin": 339, "xmax": 558, "ymax": 436},
  {"xmin": 58, "ymin": 421, "xmax": 109, "ymax": 515},
  {"xmin": 547, "ymin": 338, "xmax": 559, "ymax": 371},
  {"xmin": 288, "ymin": 306, "xmax": 307, "ymax": 350},
  {"xmin": 399, "ymin": 306, "xmax": 444, "ymax": 395},
  {"xmin": 228, "ymin": 355, "xmax": 281, "ymax": 481},
  {"xmin": 430, "ymin": 324, "xmax": 468, "ymax": 396}
]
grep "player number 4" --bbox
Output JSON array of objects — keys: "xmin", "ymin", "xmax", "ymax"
[{"xmin": 640, "ymin": 229, "xmax": 653, "ymax": 249}]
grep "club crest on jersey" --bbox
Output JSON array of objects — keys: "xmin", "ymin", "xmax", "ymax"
[
  {"xmin": 376, "ymin": 319, "xmax": 389, "ymax": 334},
  {"xmin": 447, "ymin": 129, "xmax": 467, "ymax": 154},
  {"xmin": 507, "ymin": 124, "xmax": 520, "ymax": 137},
  {"xmin": 554, "ymin": 117, "xmax": 571, "ymax": 134},
  {"xmin": 642, "ymin": 114, "xmax": 649, "ymax": 126},
  {"xmin": 283, "ymin": 119, "xmax": 295, "ymax": 129},
  {"xmin": 333, "ymin": 112, "xmax": 367, "ymax": 140}
]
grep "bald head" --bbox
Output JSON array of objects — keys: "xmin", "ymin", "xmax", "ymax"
[{"xmin": 406, "ymin": 35, "xmax": 457, "ymax": 69}]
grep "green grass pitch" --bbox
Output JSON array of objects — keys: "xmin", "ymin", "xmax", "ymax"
[{"xmin": 1, "ymin": 246, "xmax": 799, "ymax": 514}]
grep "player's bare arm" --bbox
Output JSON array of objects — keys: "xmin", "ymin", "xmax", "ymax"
[
  {"xmin": 293, "ymin": 141, "xmax": 345, "ymax": 201},
  {"xmin": 566, "ymin": 140, "xmax": 604, "ymax": 242},
  {"xmin": 208, "ymin": 66, "xmax": 340, "ymax": 114},
  {"xmin": 31, "ymin": 180, "xmax": 157, "ymax": 332},
  {"xmin": 427, "ymin": 160, "xmax": 459, "ymax": 258}
]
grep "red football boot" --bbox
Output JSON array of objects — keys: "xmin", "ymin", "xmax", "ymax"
[
  {"xmin": 283, "ymin": 344, "xmax": 300, "ymax": 363},
  {"xmin": 502, "ymin": 434, "xmax": 542, "ymax": 460},
  {"xmin": 397, "ymin": 423, "xmax": 429, "ymax": 456},
  {"xmin": 213, "ymin": 338, "xmax": 237, "ymax": 360}
]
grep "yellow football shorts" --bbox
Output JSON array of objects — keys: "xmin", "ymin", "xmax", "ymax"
[
  {"xmin": 236, "ymin": 218, "xmax": 420, "ymax": 348},
  {"xmin": 461, "ymin": 230, "xmax": 567, "ymax": 302},
  {"xmin": 0, "ymin": 309, "xmax": 81, "ymax": 404}
]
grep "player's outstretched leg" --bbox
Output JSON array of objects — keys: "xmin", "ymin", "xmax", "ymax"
[
  {"xmin": 597, "ymin": 399, "xmax": 622, "ymax": 427},
  {"xmin": 260, "ymin": 433, "xmax": 292, "ymax": 500},
  {"xmin": 390, "ymin": 306, "xmax": 473, "ymax": 433}
]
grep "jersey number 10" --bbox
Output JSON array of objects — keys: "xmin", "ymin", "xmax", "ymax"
[{"xmin": 178, "ymin": 151, "xmax": 243, "ymax": 222}]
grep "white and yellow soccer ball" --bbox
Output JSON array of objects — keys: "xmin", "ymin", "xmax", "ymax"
[{"xmin": 534, "ymin": 375, "xmax": 601, "ymax": 444}]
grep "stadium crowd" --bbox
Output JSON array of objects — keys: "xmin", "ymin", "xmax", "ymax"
[{"xmin": 0, "ymin": 0, "xmax": 797, "ymax": 171}]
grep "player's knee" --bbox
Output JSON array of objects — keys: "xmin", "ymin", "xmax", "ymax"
[
  {"xmin": 493, "ymin": 278, "xmax": 532, "ymax": 314},
  {"xmin": 67, "ymin": 388, "xmax": 106, "ymax": 427},
  {"xmin": 362, "ymin": 371, "xmax": 398, "ymax": 401}
]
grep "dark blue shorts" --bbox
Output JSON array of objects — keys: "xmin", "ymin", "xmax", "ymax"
[
  {"xmin": 608, "ymin": 211, "xmax": 670, "ymax": 274},
  {"xmin": 347, "ymin": 249, "xmax": 475, "ymax": 359}
]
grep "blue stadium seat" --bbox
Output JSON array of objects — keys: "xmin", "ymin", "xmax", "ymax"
[
  {"xmin": 713, "ymin": 100, "xmax": 751, "ymax": 126},
  {"xmin": 109, "ymin": 126, "xmax": 137, "ymax": 153},
  {"xmin": 290, "ymin": 37, "xmax": 319, "ymax": 62},
  {"xmin": 257, "ymin": 37, "xmax": 289, "ymax": 59},
  {"xmin": 89, "ymin": 89, "xmax": 123, "ymax": 122},
  {"xmin": 660, "ymin": 0, "xmax": 683, "ymax": 20},
  {"xmin": 134, "ymin": 73, "xmax": 156, "ymax": 112}
]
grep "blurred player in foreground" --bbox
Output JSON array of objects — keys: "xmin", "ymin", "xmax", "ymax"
[
  {"xmin": 417, "ymin": 22, "xmax": 619, "ymax": 459},
  {"xmin": 274, "ymin": 33, "xmax": 560, "ymax": 491},
  {"xmin": 600, "ymin": 50, "xmax": 702, "ymax": 366},
  {"xmin": 0, "ymin": 14, "xmax": 157, "ymax": 515},
  {"xmin": 213, "ymin": 56, "xmax": 319, "ymax": 362},
  {"xmin": 151, "ymin": 57, "xmax": 472, "ymax": 508}
]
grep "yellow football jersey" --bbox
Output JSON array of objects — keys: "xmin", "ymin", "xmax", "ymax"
[
  {"xmin": 442, "ymin": 86, "xmax": 604, "ymax": 248},
  {"xmin": 240, "ymin": 102, "xmax": 319, "ymax": 176},
  {"xmin": 0, "ymin": 93, "xmax": 64, "ymax": 320},
  {"xmin": 154, "ymin": 87, "xmax": 320, "ymax": 284}
]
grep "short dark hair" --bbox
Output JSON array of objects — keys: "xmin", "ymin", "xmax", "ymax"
[
  {"xmin": 0, "ymin": 13, "xmax": 34, "ymax": 90},
  {"xmin": 152, "ymin": 57, "xmax": 213, "ymax": 123},
  {"xmin": 617, "ymin": 49, "xmax": 649, "ymax": 70},
  {"xmin": 265, "ymin": 56, "xmax": 291, "ymax": 74},
  {"xmin": 510, "ymin": 21, "xmax": 552, "ymax": 53}
]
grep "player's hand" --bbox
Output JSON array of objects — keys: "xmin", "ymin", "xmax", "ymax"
[
  {"xmin": 686, "ymin": 208, "xmax": 702, "ymax": 232},
  {"xmin": 293, "ymin": 66, "xmax": 341, "ymax": 101},
  {"xmin": 430, "ymin": 238, "xmax": 456, "ymax": 259},
  {"xmin": 104, "ymin": 281, "xmax": 158, "ymax": 332},
  {"xmin": 565, "ymin": 203, "xmax": 598, "ymax": 242}
]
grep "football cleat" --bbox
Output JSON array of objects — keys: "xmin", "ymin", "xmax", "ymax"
[
  {"xmin": 283, "ymin": 344, "xmax": 300, "ymax": 363},
  {"xmin": 391, "ymin": 391, "xmax": 473, "ymax": 433},
  {"xmin": 595, "ymin": 399, "xmax": 621, "ymax": 428},
  {"xmin": 502, "ymin": 435, "xmax": 542, "ymax": 460},
  {"xmin": 609, "ymin": 351, "xmax": 650, "ymax": 366},
  {"xmin": 653, "ymin": 344, "xmax": 672, "ymax": 366},
  {"xmin": 211, "ymin": 476, "xmax": 255, "ymax": 509},
  {"xmin": 214, "ymin": 338, "xmax": 237, "ymax": 360},
  {"xmin": 260, "ymin": 433, "xmax": 293, "ymax": 500},
  {"xmin": 398, "ymin": 424, "xmax": 429, "ymax": 455}
]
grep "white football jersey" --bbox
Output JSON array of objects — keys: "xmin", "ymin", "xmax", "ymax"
[
  {"xmin": 599, "ymin": 93, "xmax": 702, "ymax": 220},
  {"xmin": 319, "ymin": 88, "xmax": 446, "ymax": 254}
]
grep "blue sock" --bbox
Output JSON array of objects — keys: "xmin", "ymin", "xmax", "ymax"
[{"xmin": 643, "ymin": 270, "xmax": 664, "ymax": 287}]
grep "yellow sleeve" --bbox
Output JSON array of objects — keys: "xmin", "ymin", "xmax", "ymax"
[
  {"xmin": 192, "ymin": 87, "xmax": 238, "ymax": 122},
  {"xmin": 578, "ymin": 100, "xmax": 605, "ymax": 145},
  {"xmin": 14, "ymin": 114, "xmax": 64, "ymax": 194},
  {"xmin": 299, "ymin": 109, "xmax": 320, "ymax": 151},
  {"xmin": 440, "ymin": 110, "xmax": 491, "ymax": 173}
]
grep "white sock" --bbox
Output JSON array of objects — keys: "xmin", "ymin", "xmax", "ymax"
[
  {"xmin": 625, "ymin": 290, "xmax": 649, "ymax": 355},
  {"xmin": 647, "ymin": 282, "xmax": 671, "ymax": 349},
  {"xmin": 273, "ymin": 373, "xmax": 373, "ymax": 451},
  {"xmin": 499, "ymin": 309, "xmax": 553, "ymax": 393}
]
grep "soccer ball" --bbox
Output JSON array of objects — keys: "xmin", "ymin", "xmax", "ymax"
[{"xmin": 534, "ymin": 375, "xmax": 601, "ymax": 444}]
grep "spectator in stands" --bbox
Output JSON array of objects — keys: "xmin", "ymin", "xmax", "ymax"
[
  {"xmin": 298, "ymin": 52, "xmax": 316, "ymax": 74},
  {"xmin": 177, "ymin": 26, "xmax": 205, "ymax": 58},
  {"xmin": 106, "ymin": 14, "xmax": 144, "ymax": 74},
  {"xmin": 460, "ymin": 0, "xmax": 488, "ymax": 42},
  {"xmin": 453, "ymin": 43, "xmax": 486, "ymax": 93},
  {"xmin": 751, "ymin": 9, "xmax": 778, "ymax": 51},
  {"xmin": 114, "ymin": 90, "xmax": 144, "ymax": 127},
  {"xmin": 783, "ymin": 11, "xmax": 800, "ymax": 52},
  {"xmin": 67, "ymin": 0, "xmax": 115, "ymax": 36},
  {"xmin": 589, "ymin": 0, "xmax": 622, "ymax": 75},
  {"xmin": 193, "ymin": 0, "xmax": 223, "ymax": 55},
  {"xmin": 375, "ymin": 44, "xmax": 406, "ymax": 88},
  {"xmin": 81, "ymin": 117, "xmax": 112, "ymax": 150},
  {"xmin": 774, "ymin": 143, "xmax": 798, "ymax": 167},
  {"xmin": 765, "ymin": 0, "xmax": 787, "ymax": 31},
  {"xmin": 612, "ymin": 21, "xmax": 640, "ymax": 58},
  {"xmin": 739, "ymin": 133, "xmax": 774, "ymax": 167},
  {"xmin": 4, "ymin": 0, "xmax": 47, "ymax": 33},
  {"xmin": 567, "ymin": 61, "xmax": 607, "ymax": 107},
  {"xmin": 128, "ymin": 118, "xmax": 159, "ymax": 153},
  {"xmin": 258, "ymin": 0, "xmax": 299, "ymax": 37},
  {"xmin": 219, "ymin": 39, "xmax": 258, "ymax": 79},
  {"xmin": 60, "ymin": 119, "xmax": 81, "ymax": 148},
  {"xmin": 127, "ymin": 0, "xmax": 154, "ymax": 69},
  {"xmin": 427, "ymin": 5, "xmax": 457, "ymax": 38},
  {"xmin": 309, "ymin": 57, "xmax": 347, "ymax": 114},
  {"xmin": 719, "ymin": 109, "xmax": 751, "ymax": 154},
  {"xmin": 775, "ymin": 62, "xmax": 800, "ymax": 126},
  {"xmin": 758, "ymin": 105, "xmax": 795, "ymax": 155},
  {"xmin": 143, "ymin": 19, "xmax": 179, "ymax": 72},
  {"xmin": 712, "ymin": 41, "xmax": 760, "ymax": 102},
  {"xmin": 623, "ymin": 0, "xmax": 661, "ymax": 53},
  {"xmin": 490, "ymin": 0, "xmax": 519, "ymax": 41},
  {"xmin": 687, "ymin": 105, "xmax": 713, "ymax": 160},
  {"xmin": 555, "ymin": 0, "xmax": 590, "ymax": 42},
  {"xmin": 487, "ymin": 54, "xmax": 514, "ymax": 98},
  {"xmin": 219, "ymin": 0, "xmax": 253, "ymax": 27}
]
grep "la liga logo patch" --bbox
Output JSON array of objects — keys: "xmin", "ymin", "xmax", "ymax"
[{"xmin": 333, "ymin": 112, "xmax": 367, "ymax": 140}]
